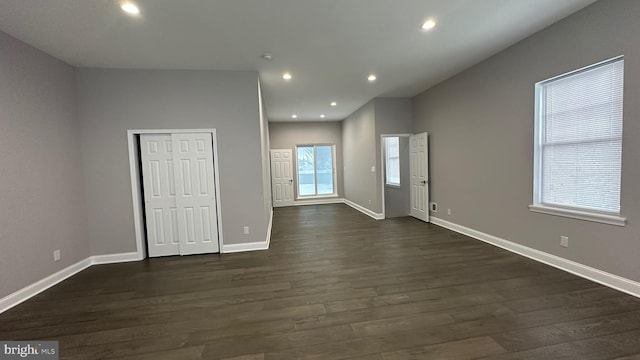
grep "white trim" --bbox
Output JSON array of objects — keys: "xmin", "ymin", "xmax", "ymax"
[
  {"xmin": 223, "ymin": 208, "xmax": 273, "ymax": 254},
  {"xmin": 533, "ymin": 56, "xmax": 624, "ymax": 222},
  {"xmin": 380, "ymin": 134, "xmax": 413, "ymax": 220},
  {"xmin": 90, "ymin": 252, "xmax": 140, "ymax": 265},
  {"xmin": 296, "ymin": 195, "xmax": 339, "ymax": 201},
  {"xmin": 529, "ymin": 205, "xmax": 626, "ymax": 227},
  {"xmin": 127, "ymin": 131, "xmax": 146, "ymax": 261},
  {"xmin": 430, "ymin": 216, "xmax": 640, "ymax": 298},
  {"xmin": 127, "ymin": 128, "xmax": 224, "ymax": 259},
  {"xmin": 0, "ymin": 252, "xmax": 143, "ymax": 313},
  {"xmin": 294, "ymin": 144, "xmax": 338, "ymax": 198},
  {"xmin": 223, "ymin": 242, "xmax": 269, "ymax": 253},
  {"xmin": 211, "ymin": 131, "xmax": 225, "ymax": 248},
  {"xmin": 0, "ymin": 259, "xmax": 92, "ymax": 313},
  {"xmin": 1, "ymin": 243, "xmax": 273, "ymax": 313},
  {"xmin": 539, "ymin": 55, "xmax": 624, "ymax": 84},
  {"xmin": 265, "ymin": 207, "xmax": 273, "ymax": 248},
  {"xmin": 128, "ymin": 128, "xmax": 221, "ymax": 134},
  {"xmin": 294, "ymin": 197, "xmax": 343, "ymax": 206},
  {"xmin": 381, "ymin": 133, "xmax": 414, "ymax": 137},
  {"xmin": 343, "ymin": 199, "xmax": 384, "ymax": 220},
  {"xmin": 291, "ymin": 198, "xmax": 387, "ymax": 223}
]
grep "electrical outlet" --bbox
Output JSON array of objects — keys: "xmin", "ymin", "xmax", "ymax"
[
  {"xmin": 560, "ymin": 236, "xmax": 569, "ymax": 248},
  {"xmin": 430, "ymin": 202, "xmax": 438, "ymax": 212},
  {"xmin": 368, "ymin": 199, "xmax": 372, "ymax": 205},
  {"xmin": 371, "ymin": 166, "xmax": 376, "ymax": 173},
  {"xmin": 53, "ymin": 250, "xmax": 61, "ymax": 262},
  {"xmin": 447, "ymin": 208, "xmax": 452, "ymax": 216},
  {"xmin": 243, "ymin": 226, "xmax": 250, "ymax": 235}
]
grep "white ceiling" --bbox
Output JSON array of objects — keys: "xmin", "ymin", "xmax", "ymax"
[{"xmin": 0, "ymin": 0, "xmax": 597, "ymax": 122}]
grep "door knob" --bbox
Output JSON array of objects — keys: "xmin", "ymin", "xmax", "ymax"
[{"xmin": 421, "ymin": 180, "xmax": 427, "ymax": 184}]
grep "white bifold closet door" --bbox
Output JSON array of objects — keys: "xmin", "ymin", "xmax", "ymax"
[{"xmin": 140, "ymin": 133, "xmax": 219, "ymax": 257}]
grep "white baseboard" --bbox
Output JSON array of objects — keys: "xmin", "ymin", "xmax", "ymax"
[
  {"xmin": 430, "ymin": 217, "xmax": 640, "ymax": 298},
  {"xmin": 343, "ymin": 199, "xmax": 384, "ymax": 220},
  {"xmin": 222, "ymin": 241, "xmax": 269, "ymax": 253},
  {"xmin": 222, "ymin": 209, "xmax": 273, "ymax": 254},
  {"xmin": 0, "ymin": 233, "xmax": 275, "ymax": 313},
  {"xmin": 0, "ymin": 258, "xmax": 92, "ymax": 313},
  {"xmin": 293, "ymin": 198, "xmax": 344, "ymax": 206},
  {"xmin": 91, "ymin": 252, "xmax": 140, "ymax": 265},
  {"xmin": 286, "ymin": 198, "xmax": 385, "ymax": 221},
  {"xmin": 0, "ymin": 251, "xmax": 141, "ymax": 314}
]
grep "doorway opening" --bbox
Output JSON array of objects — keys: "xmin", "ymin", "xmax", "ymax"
[{"xmin": 380, "ymin": 134, "xmax": 412, "ymax": 219}]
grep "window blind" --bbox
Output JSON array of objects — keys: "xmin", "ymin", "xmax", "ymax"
[
  {"xmin": 538, "ymin": 58, "xmax": 624, "ymax": 213},
  {"xmin": 385, "ymin": 137, "xmax": 400, "ymax": 186}
]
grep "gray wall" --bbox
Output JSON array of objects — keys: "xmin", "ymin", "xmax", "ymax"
[
  {"xmin": 384, "ymin": 136, "xmax": 410, "ymax": 218},
  {"xmin": 269, "ymin": 121, "xmax": 344, "ymax": 200},
  {"xmin": 258, "ymin": 81, "xmax": 272, "ymax": 222},
  {"xmin": 0, "ymin": 31, "xmax": 89, "ymax": 297},
  {"xmin": 375, "ymin": 98, "xmax": 413, "ymax": 215},
  {"xmin": 413, "ymin": 0, "xmax": 640, "ymax": 282},
  {"xmin": 342, "ymin": 101, "xmax": 377, "ymax": 211},
  {"xmin": 342, "ymin": 98, "xmax": 413, "ymax": 214},
  {"xmin": 76, "ymin": 69, "xmax": 268, "ymax": 253}
]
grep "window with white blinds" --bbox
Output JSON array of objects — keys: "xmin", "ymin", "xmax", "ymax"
[
  {"xmin": 532, "ymin": 56, "xmax": 624, "ymax": 220},
  {"xmin": 385, "ymin": 137, "xmax": 400, "ymax": 186}
]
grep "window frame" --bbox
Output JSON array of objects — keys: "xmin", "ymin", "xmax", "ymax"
[
  {"xmin": 384, "ymin": 137, "xmax": 401, "ymax": 187},
  {"xmin": 295, "ymin": 144, "xmax": 337, "ymax": 199},
  {"xmin": 530, "ymin": 56, "xmax": 626, "ymax": 227}
]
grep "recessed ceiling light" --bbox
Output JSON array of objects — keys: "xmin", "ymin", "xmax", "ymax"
[
  {"xmin": 282, "ymin": 73, "xmax": 292, "ymax": 80},
  {"xmin": 330, "ymin": 102, "xmax": 337, "ymax": 107},
  {"xmin": 120, "ymin": 2, "xmax": 140, "ymax": 15},
  {"xmin": 292, "ymin": 114, "xmax": 298, "ymax": 119},
  {"xmin": 368, "ymin": 74, "xmax": 377, "ymax": 82},
  {"xmin": 320, "ymin": 114, "xmax": 326, "ymax": 118},
  {"xmin": 421, "ymin": 19, "xmax": 437, "ymax": 31}
]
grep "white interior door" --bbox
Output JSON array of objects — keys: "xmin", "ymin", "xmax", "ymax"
[
  {"xmin": 271, "ymin": 149, "xmax": 294, "ymax": 207},
  {"xmin": 410, "ymin": 132, "xmax": 429, "ymax": 222},
  {"xmin": 172, "ymin": 133, "xmax": 219, "ymax": 255},
  {"xmin": 140, "ymin": 133, "xmax": 219, "ymax": 257},
  {"xmin": 140, "ymin": 135, "xmax": 180, "ymax": 257}
]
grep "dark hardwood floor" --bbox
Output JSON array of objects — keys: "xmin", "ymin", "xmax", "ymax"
[{"xmin": 2, "ymin": 204, "xmax": 640, "ymax": 359}]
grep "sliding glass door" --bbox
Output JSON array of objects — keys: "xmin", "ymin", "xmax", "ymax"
[{"xmin": 296, "ymin": 145, "xmax": 335, "ymax": 197}]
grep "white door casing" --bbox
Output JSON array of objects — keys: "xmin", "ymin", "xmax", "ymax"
[
  {"xmin": 172, "ymin": 133, "xmax": 220, "ymax": 255},
  {"xmin": 410, "ymin": 132, "xmax": 429, "ymax": 222},
  {"xmin": 140, "ymin": 135, "xmax": 180, "ymax": 257},
  {"xmin": 271, "ymin": 149, "xmax": 294, "ymax": 207},
  {"xmin": 140, "ymin": 133, "xmax": 219, "ymax": 257}
]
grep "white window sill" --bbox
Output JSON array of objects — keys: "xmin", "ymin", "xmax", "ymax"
[
  {"xmin": 297, "ymin": 195, "xmax": 338, "ymax": 200},
  {"xmin": 385, "ymin": 184, "xmax": 401, "ymax": 189},
  {"xmin": 528, "ymin": 204, "xmax": 626, "ymax": 227}
]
